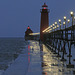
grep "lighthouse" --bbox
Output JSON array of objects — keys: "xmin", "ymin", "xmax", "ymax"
[
  {"xmin": 25, "ymin": 26, "xmax": 33, "ymax": 40},
  {"xmin": 40, "ymin": 3, "xmax": 49, "ymax": 41}
]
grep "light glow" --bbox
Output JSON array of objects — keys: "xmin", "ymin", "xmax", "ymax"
[
  {"xmin": 46, "ymin": 28, "xmax": 52, "ymax": 32},
  {"xmin": 63, "ymin": 22, "xmax": 66, "ymax": 25},
  {"xmin": 74, "ymin": 16, "xmax": 75, "ymax": 19},
  {"xmin": 44, "ymin": 7, "xmax": 46, "ymax": 9},
  {"xmin": 53, "ymin": 27, "xmax": 55, "ymax": 29},
  {"xmin": 42, "ymin": 26, "xmax": 51, "ymax": 32},
  {"xmin": 53, "ymin": 24, "xmax": 55, "ymax": 26},
  {"xmin": 67, "ymin": 19, "xmax": 70, "ymax": 23},
  {"xmin": 59, "ymin": 19, "xmax": 61, "ymax": 23},
  {"xmin": 57, "ymin": 25, "xmax": 59, "ymax": 28},
  {"xmin": 50, "ymin": 25, "xmax": 52, "ymax": 27},
  {"xmin": 29, "ymin": 32, "xmax": 40, "ymax": 35},
  {"xmin": 54, "ymin": 26, "xmax": 57, "ymax": 29},
  {"xmin": 55, "ymin": 22, "xmax": 57, "ymax": 25},
  {"xmin": 64, "ymin": 16, "xmax": 66, "ymax": 20},
  {"xmin": 70, "ymin": 11, "xmax": 74, "ymax": 16},
  {"xmin": 27, "ymin": 27, "xmax": 30, "ymax": 29}
]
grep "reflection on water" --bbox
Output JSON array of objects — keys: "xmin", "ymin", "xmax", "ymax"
[
  {"xmin": 40, "ymin": 44, "xmax": 74, "ymax": 75},
  {"xmin": 28, "ymin": 45, "xmax": 30, "ymax": 63}
]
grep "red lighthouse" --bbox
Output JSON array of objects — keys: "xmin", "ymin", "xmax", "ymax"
[{"xmin": 40, "ymin": 3, "xmax": 49, "ymax": 41}]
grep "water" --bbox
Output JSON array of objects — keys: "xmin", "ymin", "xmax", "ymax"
[{"xmin": 0, "ymin": 38, "xmax": 27, "ymax": 71}]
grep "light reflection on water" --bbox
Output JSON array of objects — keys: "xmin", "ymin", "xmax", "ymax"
[{"xmin": 40, "ymin": 44, "xmax": 75, "ymax": 75}]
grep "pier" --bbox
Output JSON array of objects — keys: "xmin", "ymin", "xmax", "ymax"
[{"xmin": 43, "ymin": 11, "xmax": 75, "ymax": 69}]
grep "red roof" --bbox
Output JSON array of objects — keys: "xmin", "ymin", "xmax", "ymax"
[{"xmin": 42, "ymin": 3, "xmax": 48, "ymax": 7}]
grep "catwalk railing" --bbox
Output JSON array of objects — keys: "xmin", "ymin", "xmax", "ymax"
[{"xmin": 43, "ymin": 25, "xmax": 75, "ymax": 68}]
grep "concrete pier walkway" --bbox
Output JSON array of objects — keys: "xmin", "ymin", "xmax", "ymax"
[
  {"xmin": 2, "ymin": 40, "xmax": 75, "ymax": 75},
  {"xmin": 2, "ymin": 41, "xmax": 42, "ymax": 75}
]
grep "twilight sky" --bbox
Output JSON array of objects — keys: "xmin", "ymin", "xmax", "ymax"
[{"xmin": 0, "ymin": 0, "xmax": 75, "ymax": 37}]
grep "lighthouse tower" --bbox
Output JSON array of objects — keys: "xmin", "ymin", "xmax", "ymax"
[{"xmin": 40, "ymin": 3, "xmax": 49, "ymax": 41}]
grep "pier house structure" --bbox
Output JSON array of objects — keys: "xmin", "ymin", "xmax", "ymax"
[
  {"xmin": 25, "ymin": 26, "xmax": 33, "ymax": 40},
  {"xmin": 40, "ymin": 3, "xmax": 50, "ymax": 41}
]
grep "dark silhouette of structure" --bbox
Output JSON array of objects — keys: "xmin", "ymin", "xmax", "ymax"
[
  {"xmin": 40, "ymin": 3, "xmax": 49, "ymax": 41},
  {"xmin": 25, "ymin": 26, "xmax": 33, "ymax": 40}
]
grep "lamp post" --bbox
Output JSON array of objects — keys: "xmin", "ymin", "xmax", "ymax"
[
  {"xmin": 70, "ymin": 11, "xmax": 74, "ymax": 26},
  {"xmin": 59, "ymin": 19, "xmax": 61, "ymax": 30},
  {"xmin": 64, "ymin": 16, "xmax": 67, "ymax": 28},
  {"xmin": 54, "ymin": 26, "xmax": 57, "ymax": 31},
  {"xmin": 63, "ymin": 22, "xmax": 66, "ymax": 29},
  {"xmin": 56, "ymin": 20, "xmax": 61, "ymax": 57},
  {"xmin": 60, "ymin": 17, "xmax": 67, "ymax": 61},
  {"xmin": 63, "ymin": 16, "xmax": 67, "ymax": 54},
  {"xmin": 55, "ymin": 22, "xmax": 57, "ymax": 31},
  {"xmin": 67, "ymin": 19, "xmax": 70, "ymax": 28},
  {"xmin": 53, "ymin": 22, "xmax": 58, "ymax": 54},
  {"xmin": 74, "ymin": 16, "xmax": 75, "ymax": 19},
  {"xmin": 67, "ymin": 19, "xmax": 70, "ymax": 23},
  {"xmin": 57, "ymin": 25, "xmax": 59, "ymax": 30},
  {"xmin": 53, "ymin": 24, "xmax": 55, "ymax": 32}
]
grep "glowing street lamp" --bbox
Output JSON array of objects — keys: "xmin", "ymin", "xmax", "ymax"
[
  {"xmin": 63, "ymin": 22, "xmax": 65, "ymax": 29},
  {"xmin": 63, "ymin": 16, "xmax": 67, "ymax": 28},
  {"xmin": 63, "ymin": 22, "xmax": 66, "ymax": 25},
  {"xmin": 64, "ymin": 16, "xmax": 67, "ymax": 21},
  {"xmin": 53, "ymin": 26, "xmax": 56, "ymax": 31},
  {"xmin": 57, "ymin": 25, "xmax": 59, "ymax": 30},
  {"xmin": 57, "ymin": 25, "xmax": 59, "ymax": 28},
  {"xmin": 74, "ymin": 16, "xmax": 75, "ymax": 19},
  {"xmin": 50, "ymin": 25, "xmax": 53, "ymax": 28},
  {"xmin": 59, "ymin": 19, "xmax": 61, "ymax": 23},
  {"xmin": 67, "ymin": 19, "xmax": 70, "ymax": 23},
  {"xmin": 55, "ymin": 22, "xmax": 57, "ymax": 25},
  {"xmin": 55, "ymin": 22, "xmax": 57, "ymax": 31},
  {"xmin": 67, "ymin": 19, "xmax": 70, "ymax": 27},
  {"xmin": 59, "ymin": 19, "xmax": 61, "ymax": 29},
  {"xmin": 70, "ymin": 11, "xmax": 74, "ymax": 26},
  {"xmin": 53, "ymin": 24, "xmax": 55, "ymax": 31},
  {"xmin": 55, "ymin": 26, "xmax": 57, "ymax": 28},
  {"xmin": 70, "ymin": 11, "xmax": 74, "ymax": 17},
  {"xmin": 53, "ymin": 24, "xmax": 55, "ymax": 27}
]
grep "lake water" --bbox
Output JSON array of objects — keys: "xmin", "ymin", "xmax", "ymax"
[{"xmin": 0, "ymin": 38, "xmax": 27, "ymax": 71}]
